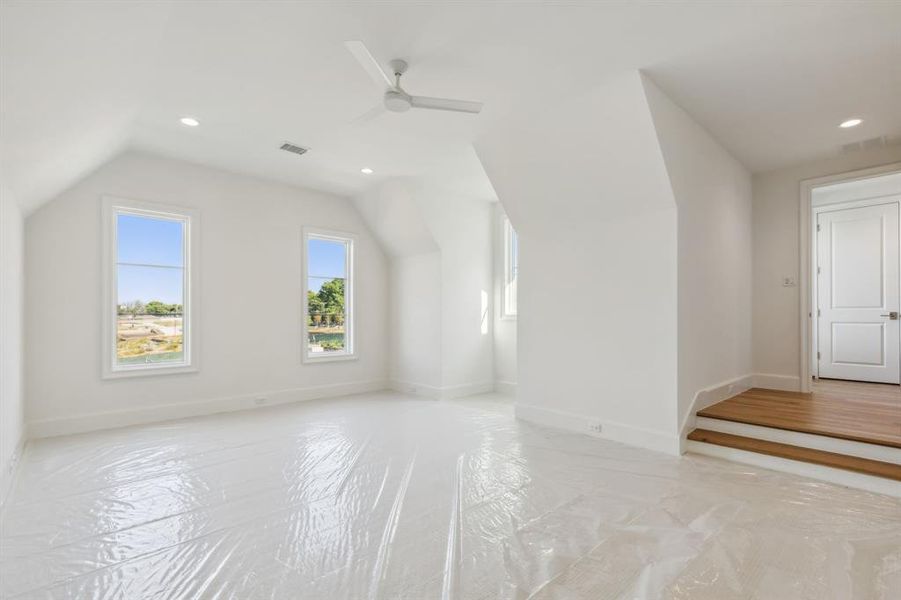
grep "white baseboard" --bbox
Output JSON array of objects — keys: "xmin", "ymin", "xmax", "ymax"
[
  {"xmin": 687, "ymin": 440, "xmax": 901, "ymax": 498},
  {"xmin": 27, "ymin": 379, "xmax": 389, "ymax": 439},
  {"xmin": 753, "ymin": 373, "xmax": 801, "ymax": 392},
  {"xmin": 441, "ymin": 381, "xmax": 495, "ymax": 400},
  {"xmin": 514, "ymin": 403, "xmax": 681, "ymax": 456},
  {"xmin": 0, "ymin": 435, "xmax": 26, "ymax": 512},
  {"xmin": 679, "ymin": 374, "xmax": 754, "ymax": 444},
  {"xmin": 390, "ymin": 379, "xmax": 443, "ymax": 399},
  {"xmin": 695, "ymin": 416, "xmax": 901, "ymax": 464},
  {"xmin": 494, "ymin": 380, "xmax": 517, "ymax": 396},
  {"xmin": 389, "ymin": 379, "xmax": 495, "ymax": 400}
]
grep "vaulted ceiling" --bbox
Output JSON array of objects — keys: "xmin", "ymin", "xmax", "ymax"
[{"xmin": 2, "ymin": 1, "xmax": 899, "ymax": 213}]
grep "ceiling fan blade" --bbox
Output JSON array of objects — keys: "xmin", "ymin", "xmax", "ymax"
[
  {"xmin": 351, "ymin": 104, "xmax": 387, "ymax": 126},
  {"xmin": 410, "ymin": 96, "xmax": 483, "ymax": 114},
  {"xmin": 344, "ymin": 40, "xmax": 394, "ymax": 90}
]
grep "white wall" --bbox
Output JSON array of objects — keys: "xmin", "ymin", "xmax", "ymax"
[
  {"xmin": 25, "ymin": 151, "xmax": 388, "ymax": 436},
  {"xmin": 419, "ymin": 190, "xmax": 494, "ymax": 395},
  {"xmin": 752, "ymin": 145, "xmax": 901, "ymax": 386},
  {"xmin": 351, "ymin": 179, "xmax": 437, "ymax": 258},
  {"xmin": 642, "ymin": 75, "xmax": 754, "ymax": 433},
  {"xmin": 0, "ymin": 183, "xmax": 25, "ymax": 504},
  {"xmin": 389, "ymin": 252, "xmax": 442, "ymax": 393},
  {"xmin": 354, "ymin": 179, "xmax": 494, "ymax": 398},
  {"xmin": 492, "ymin": 204, "xmax": 517, "ymax": 393},
  {"xmin": 476, "ymin": 71, "xmax": 681, "ymax": 454}
]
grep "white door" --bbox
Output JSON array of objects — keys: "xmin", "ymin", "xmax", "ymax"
[{"xmin": 817, "ymin": 201, "xmax": 900, "ymax": 383}]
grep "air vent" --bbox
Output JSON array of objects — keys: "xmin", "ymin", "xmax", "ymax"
[
  {"xmin": 840, "ymin": 135, "xmax": 897, "ymax": 155},
  {"xmin": 280, "ymin": 142, "xmax": 308, "ymax": 156}
]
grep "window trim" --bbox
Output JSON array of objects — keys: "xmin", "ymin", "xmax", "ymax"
[
  {"xmin": 502, "ymin": 217, "xmax": 518, "ymax": 319},
  {"xmin": 101, "ymin": 196, "xmax": 200, "ymax": 379},
  {"xmin": 302, "ymin": 227, "xmax": 356, "ymax": 363}
]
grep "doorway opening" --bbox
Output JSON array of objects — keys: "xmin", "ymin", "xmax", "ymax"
[{"xmin": 800, "ymin": 164, "xmax": 901, "ymax": 393}]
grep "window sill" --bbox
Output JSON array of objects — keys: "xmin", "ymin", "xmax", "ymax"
[
  {"xmin": 103, "ymin": 364, "xmax": 198, "ymax": 380},
  {"xmin": 303, "ymin": 354, "xmax": 358, "ymax": 364}
]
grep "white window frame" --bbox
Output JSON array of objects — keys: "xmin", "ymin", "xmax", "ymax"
[
  {"xmin": 502, "ymin": 217, "xmax": 518, "ymax": 318},
  {"xmin": 101, "ymin": 196, "xmax": 200, "ymax": 379},
  {"xmin": 302, "ymin": 227, "xmax": 356, "ymax": 363}
]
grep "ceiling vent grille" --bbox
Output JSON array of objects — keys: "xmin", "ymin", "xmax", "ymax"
[
  {"xmin": 840, "ymin": 135, "xmax": 898, "ymax": 155},
  {"xmin": 280, "ymin": 142, "xmax": 308, "ymax": 156}
]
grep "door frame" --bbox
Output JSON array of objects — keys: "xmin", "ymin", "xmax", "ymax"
[{"xmin": 799, "ymin": 162, "xmax": 901, "ymax": 392}]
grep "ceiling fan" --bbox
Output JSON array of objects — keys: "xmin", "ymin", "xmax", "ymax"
[{"xmin": 344, "ymin": 40, "xmax": 483, "ymax": 116}]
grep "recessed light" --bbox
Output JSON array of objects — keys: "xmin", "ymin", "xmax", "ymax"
[
  {"xmin": 361, "ymin": 167, "xmax": 374, "ymax": 174},
  {"xmin": 180, "ymin": 116, "xmax": 200, "ymax": 127},
  {"xmin": 839, "ymin": 118, "xmax": 862, "ymax": 128}
]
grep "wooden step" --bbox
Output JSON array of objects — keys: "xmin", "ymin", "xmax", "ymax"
[
  {"xmin": 687, "ymin": 428, "xmax": 901, "ymax": 481},
  {"xmin": 696, "ymin": 387, "xmax": 901, "ymax": 448}
]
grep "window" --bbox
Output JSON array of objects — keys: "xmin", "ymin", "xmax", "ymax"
[
  {"xmin": 303, "ymin": 228, "xmax": 354, "ymax": 362},
  {"xmin": 102, "ymin": 198, "xmax": 198, "ymax": 377},
  {"xmin": 503, "ymin": 217, "xmax": 518, "ymax": 317}
]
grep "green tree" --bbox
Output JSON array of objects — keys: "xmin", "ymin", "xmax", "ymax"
[
  {"xmin": 145, "ymin": 300, "xmax": 170, "ymax": 316},
  {"xmin": 318, "ymin": 278, "xmax": 345, "ymax": 315},
  {"xmin": 307, "ymin": 290, "xmax": 324, "ymax": 315}
]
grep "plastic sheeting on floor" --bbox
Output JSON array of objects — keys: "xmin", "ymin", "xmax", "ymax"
[{"xmin": 1, "ymin": 393, "xmax": 899, "ymax": 599}]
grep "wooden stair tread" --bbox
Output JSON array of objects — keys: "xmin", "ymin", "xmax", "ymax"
[
  {"xmin": 696, "ymin": 386, "xmax": 901, "ymax": 449},
  {"xmin": 687, "ymin": 428, "xmax": 901, "ymax": 481}
]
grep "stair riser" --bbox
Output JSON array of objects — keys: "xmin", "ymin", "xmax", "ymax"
[
  {"xmin": 687, "ymin": 440, "xmax": 901, "ymax": 498},
  {"xmin": 696, "ymin": 416, "xmax": 901, "ymax": 464}
]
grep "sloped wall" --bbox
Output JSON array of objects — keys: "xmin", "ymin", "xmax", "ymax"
[
  {"xmin": 353, "ymin": 180, "xmax": 443, "ymax": 393},
  {"xmin": 641, "ymin": 74, "xmax": 754, "ymax": 437},
  {"xmin": 354, "ymin": 179, "xmax": 494, "ymax": 398},
  {"xmin": 476, "ymin": 71, "xmax": 680, "ymax": 453}
]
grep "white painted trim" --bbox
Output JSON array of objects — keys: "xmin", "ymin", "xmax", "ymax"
[
  {"xmin": 301, "ymin": 227, "xmax": 356, "ymax": 364},
  {"xmin": 494, "ymin": 380, "xmax": 517, "ymax": 396},
  {"xmin": 101, "ymin": 196, "xmax": 200, "ymax": 379},
  {"xmin": 390, "ymin": 379, "xmax": 443, "ymax": 399},
  {"xmin": 389, "ymin": 379, "xmax": 495, "ymax": 400},
  {"xmin": 501, "ymin": 216, "xmax": 518, "ymax": 318},
  {"xmin": 811, "ymin": 194, "xmax": 901, "ymax": 381},
  {"xmin": 515, "ymin": 403, "xmax": 681, "ymax": 456},
  {"xmin": 679, "ymin": 374, "xmax": 754, "ymax": 443},
  {"xmin": 799, "ymin": 162, "xmax": 901, "ymax": 393},
  {"xmin": 695, "ymin": 416, "xmax": 901, "ymax": 464},
  {"xmin": 687, "ymin": 440, "xmax": 901, "ymax": 498},
  {"xmin": 812, "ymin": 172, "xmax": 901, "ymax": 207},
  {"xmin": 442, "ymin": 381, "xmax": 495, "ymax": 400},
  {"xmin": 0, "ymin": 435, "xmax": 26, "ymax": 513},
  {"xmin": 27, "ymin": 379, "xmax": 388, "ymax": 439},
  {"xmin": 752, "ymin": 372, "xmax": 801, "ymax": 391}
]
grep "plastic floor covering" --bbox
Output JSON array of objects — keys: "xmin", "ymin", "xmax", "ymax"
[{"xmin": 1, "ymin": 392, "xmax": 899, "ymax": 599}]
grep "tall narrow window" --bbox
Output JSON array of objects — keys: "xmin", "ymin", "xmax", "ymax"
[
  {"xmin": 503, "ymin": 217, "xmax": 518, "ymax": 317},
  {"xmin": 103, "ymin": 199, "xmax": 197, "ymax": 377},
  {"xmin": 303, "ymin": 229, "xmax": 354, "ymax": 362}
]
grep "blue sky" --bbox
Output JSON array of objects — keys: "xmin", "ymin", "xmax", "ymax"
[
  {"xmin": 117, "ymin": 214, "xmax": 184, "ymax": 305},
  {"xmin": 308, "ymin": 238, "xmax": 346, "ymax": 292},
  {"xmin": 117, "ymin": 217, "xmax": 347, "ymax": 303}
]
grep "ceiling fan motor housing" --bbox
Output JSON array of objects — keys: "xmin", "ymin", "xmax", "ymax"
[{"xmin": 384, "ymin": 90, "xmax": 412, "ymax": 112}]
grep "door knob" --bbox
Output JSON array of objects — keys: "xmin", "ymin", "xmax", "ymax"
[{"xmin": 880, "ymin": 311, "xmax": 899, "ymax": 320}]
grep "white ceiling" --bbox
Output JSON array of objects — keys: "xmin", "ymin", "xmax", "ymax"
[{"xmin": 2, "ymin": 1, "xmax": 899, "ymax": 213}]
